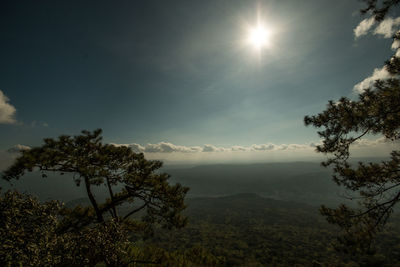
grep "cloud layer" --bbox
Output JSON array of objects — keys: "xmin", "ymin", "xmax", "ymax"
[
  {"xmin": 1, "ymin": 138, "xmax": 394, "ymax": 169},
  {"xmin": 112, "ymin": 141, "xmax": 338, "ymax": 154},
  {"xmin": 0, "ymin": 90, "xmax": 17, "ymax": 124},
  {"xmin": 110, "ymin": 137, "xmax": 397, "ymax": 157}
]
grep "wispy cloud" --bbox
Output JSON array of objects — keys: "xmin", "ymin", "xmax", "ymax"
[
  {"xmin": 230, "ymin": 146, "xmax": 249, "ymax": 152},
  {"xmin": 0, "ymin": 90, "xmax": 17, "ymax": 124},
  {"xmin": 353, "ymin": 66, "xmax": 392, "ymax": 93},
  {"xmin": 112, "ymin": 142, "xmax": 202, "ymax": 153},
  {"xmin": 30, "ymin": 120, "xmax": 50, "ymax": 128},
  {"xmin": 354, "ymin": 16, "xmax": 400, "ymax": 39},
  {"xmin": 145, "ymin": 142, "xmax": 202, "ymax": 153},
  {"xmin": 202, "ymin": 144, "xmax": 227, "ymax": 152},
  {"xmin": 7, "ymin": 144, "xmax": 31, "ymax": 153},
  {"xmin": 392, "ymin": 38, "xmax": 400, "ymax": 50},
  {"xmin": 354, "ymin": 17, "xmax": 376, "ymax": 38},
  {"xmin": 374, "ymin": 17, "xmax": 400, "ymax": 38},
  {"xmin": 251, "ymin": 144, "xmax": 275, "ymax": 151},
  {"xmin": 352, "ymin": 16, "xmax": 400, "ymax": 93}
]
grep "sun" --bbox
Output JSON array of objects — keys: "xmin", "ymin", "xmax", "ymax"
[{"xmin": 247, "ymin": 24, "xmax": 270, "ymax": 49}]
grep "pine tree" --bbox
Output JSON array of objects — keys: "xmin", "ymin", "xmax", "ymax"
[
  {"xmin": 3, "ymin": 129, "xmax": 189, "ymax": 235},
  {"xmin": 305, "ymin": 0, "xmax": 400, "ymax": 252}
]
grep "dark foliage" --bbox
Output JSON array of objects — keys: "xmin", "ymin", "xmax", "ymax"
[
  {"xmin": 361, "ymin": 0, "xmax": 400, "ymax": 21},
  {"xmin": 0, "ymin": 190, "xmax": 130, "ymax": 266}
]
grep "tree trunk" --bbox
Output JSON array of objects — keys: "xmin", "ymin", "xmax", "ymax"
[
  {"xmin": 84, "ymin": 176, "xmax": 104, "ymax": 223},
  {"xmin": 106, "ymin": 177, "xmax": 118, "ymax": 220}
]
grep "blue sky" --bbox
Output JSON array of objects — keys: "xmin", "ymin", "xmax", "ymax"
[{"xmin": 0, "ymin": 0, "xmax": 397, "ymax": 164}]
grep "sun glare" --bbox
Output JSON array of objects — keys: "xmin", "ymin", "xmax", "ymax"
[{"xmin": 248, "ymin": 24, "xmax": 270, "ymax": 49}]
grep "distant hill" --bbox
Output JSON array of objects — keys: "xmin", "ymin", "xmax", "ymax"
[
  {"xmin": 1, "ymin": 161, "xmax": 353, "ymax": 206},
  {"xmin": 165, "ymin": 162, "xmax": 348, "ymax": 206},
  {"xmin": 0, "ymin": 172, "xmax": 109, "ymax": 202}
]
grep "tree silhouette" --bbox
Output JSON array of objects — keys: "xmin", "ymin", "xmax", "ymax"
[
  {"xmin": 2, "ymin": 129, "xmax": 189, "ymax": 234},
  {"xmin": 305, "ymin": 1, "xmax": 400, "ymax": 252},
  {"xmin": 361, "ymin": 0, "xmax": 400, "ymax": 21}
]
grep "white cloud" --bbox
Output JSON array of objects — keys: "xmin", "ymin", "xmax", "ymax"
[
  {"xmin": 230, "ymin": 146, "xmax": 249, "ymax": 152},
  {"xmin": 354, "ymin": 17, "xmax": 376, "ymax": 38},
  {"xmin": 251, "ymin": 144, "xmax": 275, "ymax": 151},
  {"xmin": 0, "ymin": 90, "xmax": 17, "ymax": 124},
  {"xmin": 354, "ymin": 17, "xmax": 400, "ymax": 39},
  {"xmin": 113, "ymin": 142, "xmax": 202, "ymax": 153},
  {"xmin": 353, "ymin": 67, "xmax": 392, "ymax": 93},
  {"xmin": 79, "ymin": 139, "xmax": 398, "ymax": 164},
  {"xmin": 110, "ymin": 143, "xmax": 144, "ymax": 153},
  {"xmin": 374, "ymin": 17, "xmax": 400, "ymax": 38},
  {"xmin": 202, "ymin": 144, "xmax": 227, "ymax": 152},
  {"xmin": 353, "ymin": 17, "xmax": 400, "ymax": 94},
  {"xmin": 113, "ymin": 141, "xmax": 318, "ymax": 154},
  {"xmin": 286, "ymin": 144, "xmax": 309, "ymax": 150},
  {"xmin": 391, "ymin": 38, "xmax": 400, "ymax": 50},
  {"xmin": 145, "ymin": 142, "xmax": 202, "ymax": 153},
  {"xmin": 110, "ymin": 138, "xmax": 395, "ymax": 160},
  {"xmin": 7, "ymin": 144, "xmax": 31, "ymax": 153},
  {"xmin": 129, "ymin": 143, "xmax": 146, "ymax": 153},
  {"xmin": 144, "ymin": 143, "xmax": 165, "ymax": 153}
]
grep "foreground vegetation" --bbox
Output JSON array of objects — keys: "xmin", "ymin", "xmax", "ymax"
[{"xmin": 4, "ymin": 189, "xmax": 400, "ymax": 266}]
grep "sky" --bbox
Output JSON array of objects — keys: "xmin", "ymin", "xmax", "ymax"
[{"xmin": 0, "ymin": 0, "xmax": 398, "ymax": 166}]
